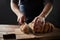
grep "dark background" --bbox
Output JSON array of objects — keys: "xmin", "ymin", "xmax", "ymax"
[{"xmin": 0, "ymin": 0, "xmax": 60, "ymax": 28}]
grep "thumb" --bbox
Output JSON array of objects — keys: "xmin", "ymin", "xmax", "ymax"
[
  {"xmin": 32, "ymin": 17, "xmax": 38, "ymax": 23},
  {"xmin": 17, "ymin": 17, "xmax": 20, "ymax": 22}
]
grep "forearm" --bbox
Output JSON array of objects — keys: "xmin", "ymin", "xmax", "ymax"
[
  {"xmin": 39, "ymin": 3, "xmax": 53, "ymax": 18},
  {"xmin": 10, "ymin": 0, "xmax": 22, "ymax": 17}
]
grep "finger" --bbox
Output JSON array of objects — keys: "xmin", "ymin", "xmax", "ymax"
[
  {"xmin": 36, "ymin": 19, "xmax": 42, "ymax": 26},
  {"xmin": 17, "ymin": 17, "xmax": 20, "ymax": 22},
  {"xmin": 34, "ymin": 17, "xmax": 39, "ymax": 26},
  {"xmin": 38, "ymin": 17, "xmax": 45, "ymax": 25},
  {"xmin": 48, "ymin": 23, "xmax": 54, "ymax": 32},
  {"xmin": 44, "ymin": 23, "xmax": 50, "ymax": 33},
  {"xmin": 39, "ymin": 18, "xmax": 45, "ymax": 27},
  {"xmin": 34, "ymin": 24, "xmax": 41, "ymax": 33},
  {"xmin": 19, "ymin": 19, "xmax": 22, "ymax": 25},
  {"xmin": 17, "ymin": 19, "xmax": 22, "ymax": 25},
  {"xmin": 34, "ymin": 19, "xmax": 42, "ymax": 33},
  {"xmin": 32, "ymin": 17, "xmax": 37, "ymax": 22},
  {"xmin": 38, "ymin": 20, "xmax": 44, "ymax": 33},
  {"xmin": 33, "ymin": 18, "xmax": 40, "ymax": 33},
  {"xmin": 48, "ymin": 23, "xmax": 51, "ymax": 32},
  {"xmin": 37, "ymin": 18, "xmax": 45, "ymax": 30},
  {"xmin": 37, "ymin": 19, "xmax": 43, "ymax": 26},
  {"xmin": 20, "ymin": 16, "xmax": 25, "ymax": 24}
]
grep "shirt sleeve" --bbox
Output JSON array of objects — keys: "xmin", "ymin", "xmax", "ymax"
[
  {"xmin": 44, "ymin": 0, "xmax": 53, "ymax": 5},
  {"xmin": 13, "ymin": 0, "xmax": 19, "ymax": 5}
]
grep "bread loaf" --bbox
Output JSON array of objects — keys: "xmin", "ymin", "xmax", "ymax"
[{"xmin": 20, "ymin": 22, "xmax": 54, "ymax": 34}]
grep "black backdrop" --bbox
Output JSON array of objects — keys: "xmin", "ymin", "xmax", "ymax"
[
  {"xmin": 0, "ymin": 0, "xmax": 60, "ymax": 28},
  {"xmin": 0, "ymin": 0, "xmax": 17, "ymax": 24}
]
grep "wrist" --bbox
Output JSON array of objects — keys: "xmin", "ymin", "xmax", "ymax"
[
  {"xmin": 38, "ymin": 15, "xmax": 45, "ymax": 18},
  {"xmin": 38, "ymin": 15, "xmax": 45, "ymax": 21},
  {"xmin": 38, "ymin": 11, "xmax": 48, "ymax": 18},
  {"xmin": 17, "ymin": 13, "xmax": 24, "ymax": 17}
]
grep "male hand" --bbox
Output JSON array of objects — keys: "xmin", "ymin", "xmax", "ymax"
[
  {"xmin": 17, "ymin": 13, "xmax": 26, "ymax": 25},
  {"xmin": 32, "ymin": 16, "xmax": 45, "ymax": 33},
  {"xmin": 32, "ymin": 16, "xmax": 45, "ymax": 27}
]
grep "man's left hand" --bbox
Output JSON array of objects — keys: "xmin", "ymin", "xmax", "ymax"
[{"xmin": 32, "ymin": 16, "xmax": 45, "ymax": 27}]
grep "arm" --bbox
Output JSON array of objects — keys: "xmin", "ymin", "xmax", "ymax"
[
  {"xmin": 33, "ymin": 2, "xmax": 53, "ymax": 22},
  {"xmin": 32, "ymin": 2, "xmax": 53, "ymax": 33},
  {"xmin": 10, "ymin": 0, "xmax": 26, "ymax": 24},
  {"xmin": 10, "ymin": 0, "xmax": 22, "ymax": 17},
  {"xmin": 39, "ymin": 2, "xmax": 53, "ymax": 18}
]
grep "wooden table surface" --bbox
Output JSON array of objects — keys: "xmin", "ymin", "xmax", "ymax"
[{"xmin": 0, "ymin": 25, "xmax": 60, "ymax": 40}]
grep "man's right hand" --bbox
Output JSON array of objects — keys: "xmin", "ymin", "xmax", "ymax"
[{"xmin": 17, "ymin": 13, "xmax": 26, "ymax": 25}]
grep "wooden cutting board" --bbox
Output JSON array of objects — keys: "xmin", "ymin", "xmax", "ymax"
[
  {"xmin": 0, "ymin": 25, "xmax": 60, "ymax": 40},
  {"xmin": 14, "ymin": 28, "xmax": 60, "ymax": 39}
]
